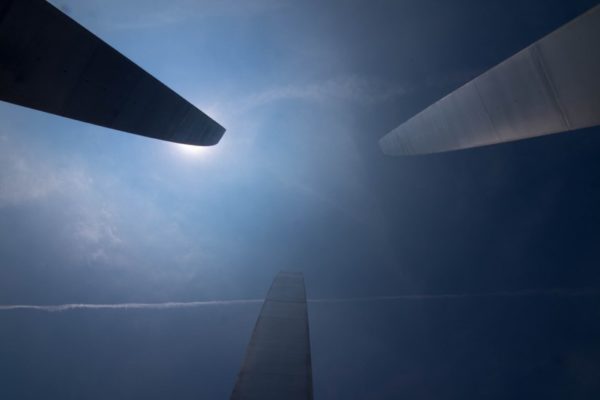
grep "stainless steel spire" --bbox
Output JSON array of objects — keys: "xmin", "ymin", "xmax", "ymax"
[
  {"xmin": 0, "ymin": 0, "xmax": 225, "ymax": 146},
  {"xmin": 379, "ymin": 5, "xmax": 600, "ymax": 155},
  {"xmin": 230, "ymin": 271, "xmax": 313, "ymax": 400}
]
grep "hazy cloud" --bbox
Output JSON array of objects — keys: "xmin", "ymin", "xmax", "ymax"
[
  {"xmin": 239, "ymin": 75, "xmax": 407, "ymax": 112},
  {"xmin": 0, "ymin": 136, "xmax": 63, "ymax": 205},
  {"xmin": 0, "ymin": 133, "xmax": 211, "ymax": 274}
]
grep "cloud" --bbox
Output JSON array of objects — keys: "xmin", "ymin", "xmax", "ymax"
[
  {"xmin": 0, "ymin": 137, "xmax": 64, "ymax": 205},
  {"xmin": 0, "ymin": 115, "xmax": 267, "ymax": 299},
  {"xmin": 238, "ymin": 75, "xmax": 407, "ymax": 112},
  {"xmin": 0, "ymin": 139, "xmax": 128, "ymax": 269}
]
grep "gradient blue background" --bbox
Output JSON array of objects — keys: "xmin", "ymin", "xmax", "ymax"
[{"xmin": 1, "ymin": 0, "xmax": 600, "ymax": 398}]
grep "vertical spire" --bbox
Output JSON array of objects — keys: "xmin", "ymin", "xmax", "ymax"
[
  {"xmin": 0, "ymin": 0, "xmax": 225, "ymax": 146},
  {"xmin": 379, "ymin": 5, "xmax": 600, "ymax": 155},
  {"xmin": 230, "ymin": 271, "xmax": 313, "ymax": 400}
]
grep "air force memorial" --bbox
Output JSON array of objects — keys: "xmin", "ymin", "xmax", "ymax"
[{"xmin": 379, "ymin": 5, "xmax": 600, "ymax": 155}]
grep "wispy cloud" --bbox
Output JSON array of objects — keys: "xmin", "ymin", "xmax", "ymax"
[
  {"xmin": 238, "ymin": 75, "xmax": 407, "ymax": 112},
  {"xmin": 0, "ymin": 138, "xmax": 65, "ymax": 206},
  {"xmin": 0, "ymin": 135, "xmax": 127, "ymax": 266},
  {"xmin": 2, "ymin": 288, "xmax": 597, "ymax": 312}
]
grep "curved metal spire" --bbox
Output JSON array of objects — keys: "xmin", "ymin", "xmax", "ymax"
[
  {"xmin": 0, "ymin": 0, "xmax": 225, "ymax": 146},
  {"xmin": 380, "ymin": 5, "xmax": 600, "ymax": 155},
  {"xmin": 231, "ymin": 271, "xmax": 313, "ymax": 400}
]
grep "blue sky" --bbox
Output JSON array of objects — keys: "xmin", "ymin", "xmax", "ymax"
[{"xmin": 1, "ymin": 0, "xmax": 600, "ymax": 398}]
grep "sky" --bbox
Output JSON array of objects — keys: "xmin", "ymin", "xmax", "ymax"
[{"xmin": 1, "ymin": 0, "xmax": 600, "ymax": 398}]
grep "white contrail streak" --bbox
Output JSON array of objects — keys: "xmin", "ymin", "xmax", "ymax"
[
  {"xmin": 308, "ymin": 288, "xmax": 600, "ymax": 303},
  {"xmin": 0, "ymin": 300, "xmax": 263, "ymax": 312},
  {"xmin": 0, "ymin": 289, "xmax": 598, "ymax": 312}
]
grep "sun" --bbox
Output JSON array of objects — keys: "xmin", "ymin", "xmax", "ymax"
[{"xmin": 174, "ymin": 143, "xmax": 211, "ymax": 157}]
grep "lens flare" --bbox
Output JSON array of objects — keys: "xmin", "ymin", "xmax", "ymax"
[{"xmin": 176, "ymin": 143, "xmax": 209, "ymax": 156}]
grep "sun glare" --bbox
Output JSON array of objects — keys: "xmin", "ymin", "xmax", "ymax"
[{"xmin": 175, "ymin": 143, "xmax": 210, "ymax": 157}]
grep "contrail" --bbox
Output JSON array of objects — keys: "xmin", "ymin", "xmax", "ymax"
[
  {"xmin": 308, "ymin": 288, "xmax": 600, "ymax": 303},
  {"xmin": 1, "ymin": 288, "xmax": 598, "ymax": 312},
  {"xmin": 0, "ymin": 300, "xmax": 263, "ymax": 312}
]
